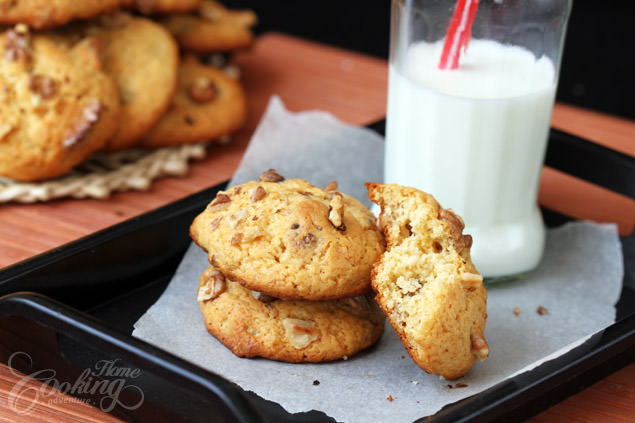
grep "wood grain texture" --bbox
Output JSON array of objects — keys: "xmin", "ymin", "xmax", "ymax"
[
  {"xmin": 0, "ymin": 363, "xmax": 122, "ymax": 423},
  {"xmin": 0, "ymin": 32, "xmax": 633, "ymax": 423}
]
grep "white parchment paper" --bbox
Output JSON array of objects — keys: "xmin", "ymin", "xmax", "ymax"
[{"xmin": 133, "ymin": 97, "xmax": 624, "ymax": 423}]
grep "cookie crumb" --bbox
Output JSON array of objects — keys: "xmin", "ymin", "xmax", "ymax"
[
  {"xmin": 513, "ymin": 307, "xmax": 520, "ymax": 316},
  {"xmin": 401, "ymin": 355, "xmax": 405, "ymax": 359},
  {"xmin": 537, "ymin": 305, "xmax": 549, "ymax": 315},
  {"xmin": 312, "ymin": 380, "xmax": 320, "ymax": 386},
  {"xmin": 411, "ymin": 380, "xmax": 419, "ymax": 385},
  {"xmin": 447, "ymin": 382, "xmax": 468, "ymax": 389},
  {"xmin": 386, "ymin": 395, "xmax": 393, "ymax": 402}
]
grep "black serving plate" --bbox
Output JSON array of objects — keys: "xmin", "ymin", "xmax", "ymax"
[{"xmin": 0, "ymin": 127, "xmax": 633, "ymax": 423}]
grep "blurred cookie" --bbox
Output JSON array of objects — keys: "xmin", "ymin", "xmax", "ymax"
[
  {"xmin": 138, "ymin": 61, "xmax": 246, "ymax": 148},
  {"xmin": 122, "ymin": 0, "xmax": 202, "ymax": 15},
  {"xmin": 367, "ymin": 183, "xmax": 489, "ymax": 380},
  {"xmin": 197, "ymin": 266, "xmax": 385, "ymax": 362},
  {"xmin": 159, "ymin": 0, "xmax": 256, "ymax": 53},
  {"xmin": 0, "ymin": 0, "xmax": 121, "ymax": 29},
  {"xmin": 190, "ymin": 172, "xmax": 385, "ymax": 300},
  {"xmin": 89, "ymin": 14, "xmax": 179, "ymax": 151},
  {"xmin": 0, "ymin": 26, "xmax": 120, "ymax": 182}
]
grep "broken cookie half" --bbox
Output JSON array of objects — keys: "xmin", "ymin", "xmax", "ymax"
[{"xmin": 366, "ymin": 182, "xmax": 489, "ymax": 380}]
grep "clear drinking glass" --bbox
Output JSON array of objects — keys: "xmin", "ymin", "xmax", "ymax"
[{"xmin": 385, "ymin": 0, "xmax": 572, "ymax": 278}]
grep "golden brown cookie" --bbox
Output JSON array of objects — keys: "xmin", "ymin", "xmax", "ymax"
[
  {"xmin": 190, "ymin": 171, "xmax": 385, "ymax": 301},
  {"xmin": 138, "ymin": 60, "xmax": 246, "ymax": 148},
  {"xmin": 367, "ymin": 183, "xmax": 489, "ymax": 380},
  {"xmin": 0, "ymin": 26, "xmax": 120, "ymax": 182},
  {"xmin": 197, "ymin": 266, "xmax": 385, "ymax": 362},
  {"xmin": 122, "ymin": 0, "xmax": 202, "ymax": 15},
  {"xmin": 159, "ymin": 0, "xmax": 256, "ymax": 53},
  {"xmin": 0, "ymin": 0, "xmax": 121, "ymax": 29},
  {"xmin": 88, "ymin": 14, "xmax": 179, "ymax": 152}
]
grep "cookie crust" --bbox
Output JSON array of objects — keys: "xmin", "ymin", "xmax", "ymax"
[
  {"xmin": 0, "ymin": 29, "xmax": 120, "ymax": 181},
  {"xmin": 191, "ymin": 175, "xmax": 385, "ymax": 300},
  {"xmin": 139, "ymin": 61, "xmax": 246, "ymax": 147},
  {"xmin": 197, "ymin": 266, "xmax": 385, "ymax": 362}
]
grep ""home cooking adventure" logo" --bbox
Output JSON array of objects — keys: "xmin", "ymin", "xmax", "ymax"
[{"xmin": 6, "ymin": 351, "xmax": 145, "ymax": 415}]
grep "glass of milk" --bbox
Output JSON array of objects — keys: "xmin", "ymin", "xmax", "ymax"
[{"xmin": 385, "ymin": 0, "xmax": 572, "ymax": 278}]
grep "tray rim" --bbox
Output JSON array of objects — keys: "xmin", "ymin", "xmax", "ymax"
[{"xmin": 0, "ymin": 177, "xmax": 633, "ymax": 422}]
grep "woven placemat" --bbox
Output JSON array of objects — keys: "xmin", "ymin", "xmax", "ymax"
[{"xmin": 0, "ymin": 143, "xmax": 210, "ymax": 203}]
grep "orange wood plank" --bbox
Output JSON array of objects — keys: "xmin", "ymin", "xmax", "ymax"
[
  {"xmin": 0, "ymin": 363, "xmax": 122, "ymax": 423},
  {"xmin": 539, "ymin": 166, "xmax": 635, "ymax": 236},
  {"xmin": 552, "ymin": 103, "xmax": 635, "ymax": 158},
  {"xmin": 0, "ymin": 32, "xmax": 632, "ymax": 423}
]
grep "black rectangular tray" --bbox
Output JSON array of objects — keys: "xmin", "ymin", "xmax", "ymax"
[{"xmin": 0, "ymin": 127, "xmax": 633, "ymax": 423}]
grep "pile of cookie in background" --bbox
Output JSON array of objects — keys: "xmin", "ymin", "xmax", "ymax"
[{"xmin": 0, "ymin": 0, "xmax": 256, "ymax": 201}]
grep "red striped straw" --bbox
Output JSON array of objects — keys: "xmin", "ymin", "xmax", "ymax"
[{"xmin": 438, "ymin": 0, "xmax": 480, "ymax": 70}]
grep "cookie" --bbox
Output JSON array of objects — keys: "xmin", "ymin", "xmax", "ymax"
[
  {"xmin": 197, "ymin": 266, "xmax": 385, "ymax": 362},
  {"xmin": 367, "ymin": 183, "xmax": 489, "ymax": 380},
  {"xmin": 0, "ymin": 26, "xmax": 120, "ymax": 182},
  {"xmin": 0, "ymin": 0, "xmax": 121, "ymax": 29},
  {"xmin": 122, "ymin": 0, "xmax": 202, "ymax": 15},
  {"xmin": 138, "ymin": 60, "xmax": 246, "ymax": 148},
  {"xmin": 190, "ymin": 171, "xmax": 385, "ymax": 300},
  {"xmin": 159, "ymin": 0, "xmax": 256, "ymax": 53},
  {"xmin": 88, "ymin": 14, "xmax": 179, "ymax": 151}
]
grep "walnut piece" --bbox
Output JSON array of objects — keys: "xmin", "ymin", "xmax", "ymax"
[
  {"xmin": 324, "ymin": 181, "xmax": 338, "ymax": 192},
  {"xmin": 230, "ymin": 233, "xmax": 242, "ymax": 245},
  {"xmin": 259, "ymin": 169, "xmax": 284, "ymax": 182},
  {"xmin": 211, "ymin": 193, "xmax": 231, "ymax": 206},
  {"xmin": 282, "ymin": 318, "xmax": 318, "ymax": 349},
  {"xmin": 227, "ymin": 209, "xmax": 247, "ymax": 229},
  {"xmin": 133, "ymin": 0, "xmax": 158, "ymax": 14},
  {"xmin": 438, "ymin": 208, "xmax": 473, "ymax": 253},
  {"xmin": 62, "ymin": 101, "xmax": 102, "ymax": 148},
  {"xmin": 340, "ymin": 296, "xmax": 370, "ymax": 312},
  {"xmin": 198, "ymin": 1, "xmax": 223, "ymax": 21},
  {"xmin": 4, "ymin": 25, "xmax": 30, "ymax": 64},
  {"xmin": 100, "ymin": 11, "xmax": 132, "ymax": 28},
  {"xmin": 28, "ymin": 74, "xmax": 57, "ymax": 99},
  {"xmin": 460, "ymin": 272, "xmax": 483, "ymax": 291},
  {"xmin": 300, "ymin": 233, "xmax": 316, "ymax": 245},
  {"xmin": 210, "ymin": 216, "xmax": 222, "ymax": 230},
  {"xmin": 188, "ymin": 77, "xmax": 217, "ymax": 103},
  {"xmin": 328, "ymin": 192, "xmax": 345, "ymax": 231},
  {"xmin": 197, "ymin": 269, "xmax": 226, "ymax": 302},
  {"xmin": 250, "ymin": 290, "xmax": 277, "ymax": 303},
  {"xmin": 251, "ymin": 186, "xmax": 266, "ymax": 202},
  {"xmin": 470, "ymin": 326, "xmax": 489, "ymax": 361}
]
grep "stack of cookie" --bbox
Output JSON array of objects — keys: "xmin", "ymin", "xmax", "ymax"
[
  {"xmin": 0, "ymin": 0, "xmax": 256, "ymax": 182},
  {"xmin": 190, "ymin": 169, "xmax": 386, "ymax": 362}
]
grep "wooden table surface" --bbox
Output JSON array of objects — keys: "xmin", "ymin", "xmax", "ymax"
[{"xmin": 0, "ymin": 32, "xmax": 634, "ymax": 422}]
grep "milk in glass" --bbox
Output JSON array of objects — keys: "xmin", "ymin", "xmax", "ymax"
[{"xmin": 385, "ymin": 39, "xmax": 556, "ymax": 277}]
